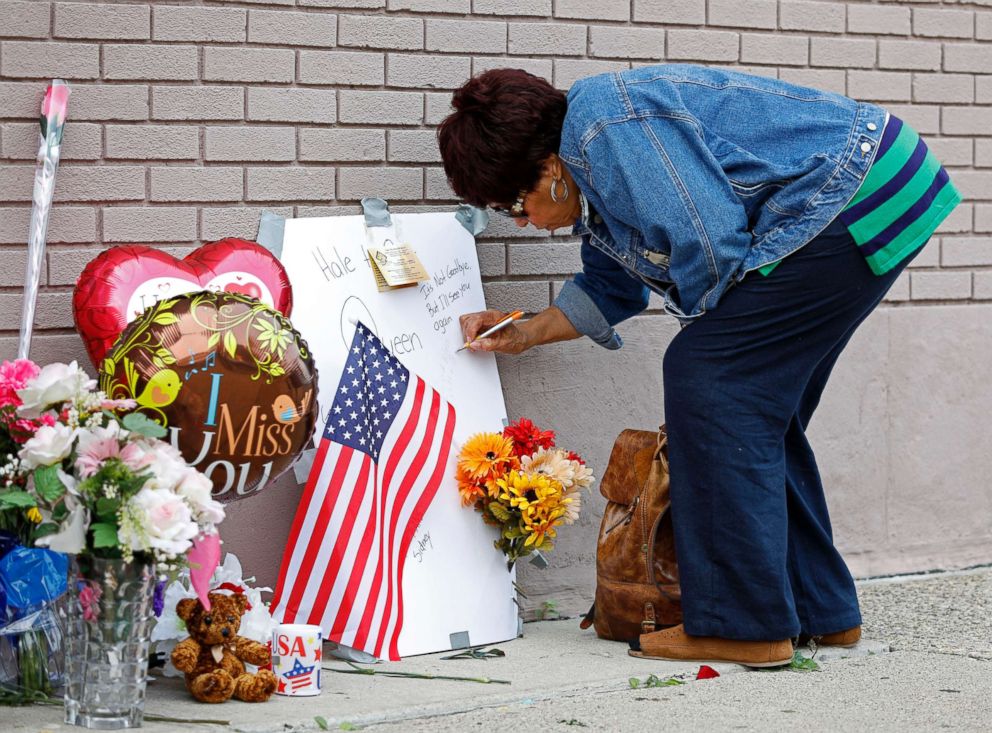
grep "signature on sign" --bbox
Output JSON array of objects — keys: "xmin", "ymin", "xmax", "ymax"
[{"xmin": 413, "ymin": 531, "xmax": 433, "ymax": 563}]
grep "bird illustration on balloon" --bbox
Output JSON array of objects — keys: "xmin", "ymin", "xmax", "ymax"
[
  {"xmin": 271, "ymin": 391, "xmax": 311, "ymax": 425},
  {"xmin": 121, "ymin": 358, "xmax": 182, "ymax": 424},
  {"xmin": 135, "ymin": 368, "xmax": 182, "ymax": 410}
]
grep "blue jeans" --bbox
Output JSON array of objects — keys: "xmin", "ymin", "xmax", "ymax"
[{"xmin": 663, "ymin": 216, "xmax": 919, "ymax": 640}]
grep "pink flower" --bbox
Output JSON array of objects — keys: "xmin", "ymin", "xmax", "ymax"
[
  {"xmin": 74, "ymin": 424, "xmax": 150, "ymax": 477},
  {"xmin": 100, "ymin": 398, "xmax": 137, "ymax": 411},
  {"xmin": 8, "ymin": 417, "xmax": 44, "ymax": 444},
  {"xmin": 79, "ymin": 582, "xmax": 102, "ymax": 622},
  {"xmin": 75, "ymin": 436, "xmax": 121, "ymax": 478},
  {"xmin": 42, "ymin": 82, "xmax": 71, "ymax": 130},
  {"xmin": 0, "ymin": 359, "xmax": 39, "ymax": 408},
  {"xmin": 74, "ymin": 424, "xmax": 136, "ymax": 478},
  {"xmin": 119, "ymin": 442, "xmax": 152, "ymax": 472}
]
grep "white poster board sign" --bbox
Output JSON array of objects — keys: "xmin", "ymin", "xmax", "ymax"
[{"xmin": 276, "ymin": 212, "xmax": 517, "ymax": 658}]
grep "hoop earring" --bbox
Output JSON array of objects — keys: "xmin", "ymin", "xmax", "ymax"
[{"xmin": 550, "ymin": 176, "xmax": 569, "ymax": 203}]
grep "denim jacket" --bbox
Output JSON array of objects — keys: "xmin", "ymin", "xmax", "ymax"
[{"xmin": 552, "ymin": 64, "xmax": 888, "ymax": 349}]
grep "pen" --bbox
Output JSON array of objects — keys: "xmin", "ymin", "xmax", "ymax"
[{"xmin": 456, "ymin": 310, "xmax": 524, "ymax": 352}]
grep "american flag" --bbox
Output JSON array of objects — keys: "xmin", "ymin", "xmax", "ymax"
[{"xmin": 272, "ymin": 322, "xmax": 457, "ymax": 661}]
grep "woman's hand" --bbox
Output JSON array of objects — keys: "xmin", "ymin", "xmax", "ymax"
[{"xmin": 459, "ymin": 310, "xmax": 530, "ymax": 354}]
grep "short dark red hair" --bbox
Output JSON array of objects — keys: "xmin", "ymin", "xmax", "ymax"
[{"xmin": 438, "ymin": 69, "xmax": 567, "ymax": 208}]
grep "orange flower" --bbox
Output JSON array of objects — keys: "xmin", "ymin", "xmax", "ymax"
[
  {"xmin": 456, "ymin": 464, "xmax": 486, "ymax": 507},
  {"xmin": 458, "ymin": 432, "xmax": 518, "ymax": 482}
]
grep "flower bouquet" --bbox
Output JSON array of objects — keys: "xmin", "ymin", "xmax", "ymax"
[
  {"xmin": 0, "ymin": 359, "xmax": 66, "ymax": 703},
  {"xmin": 456, "ymin": 418, "xmax": 593, "ymax": 569},
  {"xmin": 0, "ymin": 360, "xmax": 224, "ymax": 727}
]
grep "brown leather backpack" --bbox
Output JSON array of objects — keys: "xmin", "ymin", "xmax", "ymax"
[{"xmin": 579, "ymin": 427, "xmax": 682, "ymax": 642}]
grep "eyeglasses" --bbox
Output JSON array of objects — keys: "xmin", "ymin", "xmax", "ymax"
[{"xmin": 490, "ymin": 191, "xmax": 527, "ymax": 219}]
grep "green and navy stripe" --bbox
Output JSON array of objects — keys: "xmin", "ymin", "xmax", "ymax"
[
  {"xmin": 759, "ymin": 115, "xmax": 961, "ymax": 277},
  {"xmin": 837, "ymin": 115, "xmax": 961, "ymax": 275}
]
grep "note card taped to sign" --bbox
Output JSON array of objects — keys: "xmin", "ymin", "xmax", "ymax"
[
  {"xmin": 367, "ymin": 239, "xmax": 429, "ymax": 292},
  {"xmin": 274, "ymin": 211, "xmax": 516, "ymax": 660}
]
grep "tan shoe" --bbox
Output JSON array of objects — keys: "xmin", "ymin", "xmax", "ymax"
[
  {"xmin": 817, "ymin": 625, "xmax": 861, "ymax": 648},
  {"xmin": 630, "ymin": 624, "xmax": 794, "ymax": 668}
]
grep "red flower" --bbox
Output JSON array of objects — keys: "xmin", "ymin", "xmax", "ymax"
[
  {"xmin": 566, "ymin": 450, "xmax": 585, "ymax": 465},
  {"xmin": 502, "ymin": 417, "xmax": 555, "ymax": 458},
  {"xmin": 695, "ymin": 665, "xmax": 720, "ymax": 680}
]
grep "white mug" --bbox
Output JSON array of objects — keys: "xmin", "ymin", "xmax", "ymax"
[{"xmin": 271, "ymin": 623, "xmax": 323, "ymax": 697}]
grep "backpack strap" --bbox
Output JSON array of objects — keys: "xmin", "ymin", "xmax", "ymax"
[
  {"xmin": 642, "ymin": 602, "xmax": 657, "ymax": 633},
  {"xmin": 647, "ymin": 511, "xmax": 680, "ymax": 602}
]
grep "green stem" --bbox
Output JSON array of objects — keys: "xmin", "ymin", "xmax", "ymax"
[
  {"xmin": 144, "ymin": 714, "xmax": 232, "ymax": 725},
  {"xmin": 324, "ymin": 663, "xmax": 510, "ymax": 685}
]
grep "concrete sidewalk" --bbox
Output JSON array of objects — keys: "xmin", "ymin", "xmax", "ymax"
[{"xmin": 7, "ymin": 567, "xmax": 991, "ymax": 732}]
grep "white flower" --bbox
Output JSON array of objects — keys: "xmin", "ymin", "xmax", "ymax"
[
  {"xmin": 137, "ymin": 441, "xmax": 188, "ymax": 492},
  {"xmin": 35, "ymin": 504, "xmax": 89, "ymax": 554},
  {"xmin": 176, "ymin": 469, "xmax": 225, "ymax": 526},
  {"xmin": 570, "ymin": 460, "xmax": 594, "ymax": 489},
  {"xmin": 16, "ymin": 361, "xmax": 96, "ymax": 418},
  {"xmin": 562, "ymin": 486, "xmax": 583, "ymax": 525},
  {"xmin": 239, "ymin": 596, "xmax": 276, "ymax": 644},
  {"xmin": 121, "ymin": 487, "xmax": 199, "ymax": 556},
  {"xmin": 19, "ymin": 422, "xmax": 77, "ymax": 469},
  {"xmin": 521, "ymin": 447, "xmax": 576, "ymax": 488}
]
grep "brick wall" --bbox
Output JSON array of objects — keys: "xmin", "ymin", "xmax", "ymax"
[
  {"xmin": 2, "ymin": 1, "xmax": 991, "ymax": 605},
  {"xmin": 2, "ymin": 0, "xmax": 991, "ymax": 352}
]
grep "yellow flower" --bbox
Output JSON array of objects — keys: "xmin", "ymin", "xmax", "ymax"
[
  {"xmin": 496, "ymin": 470, "xmax": 570, "ymax": 548},
  {"xmin": 25, "ymin": 507, "xmax": 42, "ymax": 524},
  {"xmin": 522, "ymin": 506, "xmax": 568, "ymax": 548},
  {"xmin": 458, "ymin": 432, "xmax": 518, "ymax": 482}
]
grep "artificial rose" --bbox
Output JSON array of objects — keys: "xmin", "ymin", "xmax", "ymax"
[
  {"xmin": 137, "ymin": 441, "xmax": 188, "ymax": 492},
  {"xmin": 176, "ymin": 469, "xmax": 225, "ymax": 525},
  {"xmin": 122, "ymin": 486, "xmax": 198, "ymax": 556},
  {"xmin": 42, "ymin": 81, "xmax": 71, "ymax": 130},
  {"xmin": 19, "ymin": 422, "xmax": 76, "ymax": 468},
  {"xmin": 16, "ymin": 361, "xmax": 95, "ymax": 418}
]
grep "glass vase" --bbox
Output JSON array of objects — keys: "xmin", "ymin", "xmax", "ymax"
[{"xmin": 64, "ymin": 556, "xmax": 156, "ymax": 730}]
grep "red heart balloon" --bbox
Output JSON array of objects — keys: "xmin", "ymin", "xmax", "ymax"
[
  {"xmin": 74, "ymin": 238, "xmax": 293, "ymax": 368},
  {"xmin": 224, "ymin": 281, "xmax": 263, "ymax": 299}
]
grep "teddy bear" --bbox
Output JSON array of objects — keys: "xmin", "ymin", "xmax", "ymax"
[{"xmin": 170, "ymin": 591, "xmax": 278, "ymax": 704}]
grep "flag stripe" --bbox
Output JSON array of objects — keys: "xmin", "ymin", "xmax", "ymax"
[
  {"xmin": 307, "ymin": 452, "xmax": 372, "ymax": 627},
  {"xmin": 352, "ymin": 378, "xmax": 426, "ymax": 651},
  {"xmin": 328, "ymin": 464, "xmax": 377, "ymax": 637},
  {"xmin": 387, "ymin": 400, "xmax": 456, "ymax": 659},
  {"xmin": 332, "ymin": 385, "xmax": 419, "ymax": 647},
  {"xmin": 298, "ymin": 449, "xmax": 371, "ymax": 626},
  {"xmin": 373, "ymin": 386, "xmax": 441, "ymax": 657},
  {"xmin": 276, "ymin": 442, "xmax": 348, "ymax": 622},
  {"xmin": 271, "ymin": 438, "xmax": 330, "ymax": 616}
]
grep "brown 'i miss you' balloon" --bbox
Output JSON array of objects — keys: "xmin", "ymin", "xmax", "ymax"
[{"xmin": 99, "ymin": 290, "xmax": 318, "ymax": 504}]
